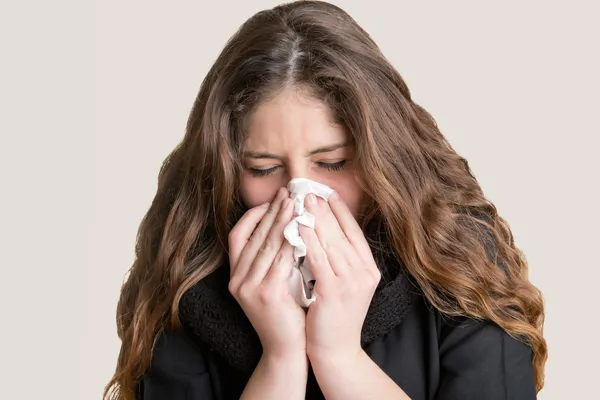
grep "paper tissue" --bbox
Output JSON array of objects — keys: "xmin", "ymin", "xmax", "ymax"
[{"xmin": 283, "ymin": 178, "xmax": 334, "ymax": 307}]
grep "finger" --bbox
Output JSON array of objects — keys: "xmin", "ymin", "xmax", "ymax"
[
  {"xmin": 246, "ymin": 197, "xmax": 294, "ymax": 283},
  {"xmin": 298, "ymin": 224, "xmax": 335, "ymax": 281},
  {"xmin": 231, "ymin": 187, "xmax": 289, "ymax": 280},
  {"xmin": 304, "ymin": 194, "xmax": 354, "ymax": 274},
  {"xmin": 327, "ymin": 190, "xmax": 371, "ymax": 255},
  {"xmin": 228, "ymin": 202, "xmax": 270, "ymax": 271},
  {"xmin": 264, "ymin": 240, "xmax": 295, "ymax": 283}
]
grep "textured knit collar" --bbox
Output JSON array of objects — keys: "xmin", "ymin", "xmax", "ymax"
[{"xmin": 179, "ymin": 254, "xmax": 420, "ymax": 372}]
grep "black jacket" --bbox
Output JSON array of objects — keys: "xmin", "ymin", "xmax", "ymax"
[{"xmin": 139, "ymin": 294, "xmax": 536, "ymax": 399}]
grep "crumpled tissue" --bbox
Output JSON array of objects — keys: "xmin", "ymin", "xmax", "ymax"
[{"xmin": 283, "ymin": 178, "xmax": 334, "ymax": 307}]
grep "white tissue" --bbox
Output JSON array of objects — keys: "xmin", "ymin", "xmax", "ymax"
[{"xmin": 283, "ymin": 178, "xmax": 334, "ymax": 307}]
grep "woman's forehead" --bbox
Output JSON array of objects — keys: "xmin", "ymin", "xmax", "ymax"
[{"xmin": 243, "ymin": 88, "xmax": 347, "ymax": 153}]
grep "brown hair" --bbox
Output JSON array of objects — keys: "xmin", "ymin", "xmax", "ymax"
[{"xmin": 105, "ymin": 1, "xmax": 547, "ymax": 398}]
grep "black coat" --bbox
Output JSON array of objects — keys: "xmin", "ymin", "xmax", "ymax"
[{"xmin": 138, "ymin": 294, "xmax": 536, "ymax": 399}]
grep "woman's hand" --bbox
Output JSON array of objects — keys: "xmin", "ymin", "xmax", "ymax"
[
  {"xmin": 299, "ymin": 191, "xmax": 381, "ymax": 363},
  {"xmin": 228, "ymin": 187, "xmax": 307, "ymax": 360}
]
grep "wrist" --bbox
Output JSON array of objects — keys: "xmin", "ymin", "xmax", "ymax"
[
  {"xmin": 308, "ymin": 346, "xmax": 364, "ymax": 370},
  {"xmin": 242, "ymin": 349, "xmax": 308, "ymax": 400},
  {"xmin": 262, "ymin": 348, "xmax": 308, "ymax": 367},
  {"xmin": 260, "ymin": 350, "xmax": 309, "ymax": 385}
]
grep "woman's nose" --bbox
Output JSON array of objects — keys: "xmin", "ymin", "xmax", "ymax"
[{"xmin": 286, "ymin": 163, "xmax": 312, "ymax": 182}]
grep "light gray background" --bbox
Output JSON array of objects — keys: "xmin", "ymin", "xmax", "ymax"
[{"xmin": 1, "ymin": 1, "xmax": 598, "ymax": 399}]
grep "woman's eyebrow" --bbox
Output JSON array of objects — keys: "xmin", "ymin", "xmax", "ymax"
[
  {"xmin": 242, "ymin": 151, "xmax": 282, "ymax": 160},
  {"xmin": 243, "ymin": 141, "xmax": 349, "ymax": 159},
  {"xmin": 306, "ymin": 141, "xmax": 349, "ymax": 156}
]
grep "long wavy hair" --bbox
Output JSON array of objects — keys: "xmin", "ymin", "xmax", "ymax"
[{"xmin": 105, "ymin": 1, "xmax": 547, "ymax": 398}]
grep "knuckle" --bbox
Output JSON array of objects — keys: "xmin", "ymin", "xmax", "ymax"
[
  {"xmin": 274, "ymin": 250, "xmax": 289, "ymax": 265},
  {"xmin": 272, "ymin": 195, "xmax": 286, "ymax": 211},
  {"xmin": 228, "ymin": 228, "xmax": 239, "ymax": 243},
  {"xmin": 320, "ymin": 240, "xmax": 332, "ymax": 252},
  {"xmin": 243, "ymin": 207, "xmax": 262, "ymax": 221},
  {"xmin": 237, "ymin": 284, "xmax": 254, "ymax": 302},
  {"xmin": 228, "ymin": 279, "xmax": 239, "ymax": 294},
  {"xmin": 364, "ymin": 269, "xmax": 380, "ymax": 289},
  {"xmin": 250, "ymin": 228, "xmax": 267, "ymax": 244},
  {"xmin": 313, "ymin": 250, "xmax": 328, "ymax": 266},
  {"xmin": 373, "ymin": 269, "xmax": 382, "ymax": 283},
  {"xmin": 257, "ymin": 290, "xmax": 271, "ymax": 304},
  {"xmin": 266, "ymin": 204, "xmax": 278, "ymax": 216},
  {"xmin": 259, "ymin": 239, "xmax": 273, "ymax": 253},
  {"xmin": 369, "ymin": 264, "xmax": 381, "ymax": 280},
  {"xmin": 363, "ymin": 277, "xmax": 375, "ymax": 291}
]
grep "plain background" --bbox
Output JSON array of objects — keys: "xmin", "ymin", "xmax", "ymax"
[{"xmin": 0, "ymin": 0, "xmax": 598, "ymax": 399}]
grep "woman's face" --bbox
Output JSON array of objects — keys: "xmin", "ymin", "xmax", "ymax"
[{"xmin": 240, "ymin": 86, "xmax": 363, "ymax": 218}]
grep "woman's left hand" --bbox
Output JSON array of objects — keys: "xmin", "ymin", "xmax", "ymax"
[{"xmin": 299, "ymin": 191, "xmax": 381, "ymax": 363}]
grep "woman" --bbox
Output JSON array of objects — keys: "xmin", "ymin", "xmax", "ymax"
[{"xmin": 105, "ymin": 1, "xmax": 547, "ymax": 399}]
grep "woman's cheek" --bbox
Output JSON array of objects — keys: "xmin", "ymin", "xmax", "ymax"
[
  {"xmin": 323, "ymin": 174, "xmax": 363, "ymax": 218},
  {"xmin": 240, "ymin": 175, "xmax": 282, "ymax": 208}
]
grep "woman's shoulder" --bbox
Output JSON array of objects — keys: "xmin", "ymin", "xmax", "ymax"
[
  {"xmin": 149, "ymin": 328, "xmax": 210, "ymax": 376},
  {"xmin": 416, "ymin": 296, "xmax": 534, "ymax": 355},
  {"xmin": 380, "ymin": 293, "xmax": 534, "ymax": 374},
  {"xmin": 139, "ymin": 328, "xmax": 217, "ymax": 399},
  {"xmin": 375, "ymin": 296, "xmax": 536, "ymax": 398}
]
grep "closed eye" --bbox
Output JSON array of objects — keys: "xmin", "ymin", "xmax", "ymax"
[
  {"xmin": 317, "ymin": 160, "xmax": 347, "ymax": 171},
  {"xmin": 248, "ymin": 160, "xmax": 348, "ymax": 178},
  {"xmin": 248, "ymin": 166, "xmax": 279, "ymax": 177}
]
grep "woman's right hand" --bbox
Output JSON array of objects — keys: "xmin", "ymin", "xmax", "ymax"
[{"xmin": 228, "ymin": 187, "xmax": 307, "ymax": 360}]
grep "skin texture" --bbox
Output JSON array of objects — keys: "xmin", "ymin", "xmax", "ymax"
[
  {"xmin": 239, "ymin": 86, "xmax": 363, "ymax": 217},
  {"xmin": 229, "ymin": 87, "xmax": 410, "ymax": 399}
]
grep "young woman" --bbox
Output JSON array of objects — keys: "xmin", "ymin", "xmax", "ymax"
[{"xmin": 105, "ymin": 1, "xmax": 547, "ymax": 399}]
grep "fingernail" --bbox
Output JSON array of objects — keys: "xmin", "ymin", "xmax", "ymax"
[
  {"xmin": 262, "ymin": 202, "xmax": 270, "ymax": 208},
  {"xmin": 306, "ymin": 193, "xmax": 317, "ymax": 206},
  {"xmin": 329, "ymin": 190, "xmax": 339, "ymax": 200}
]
